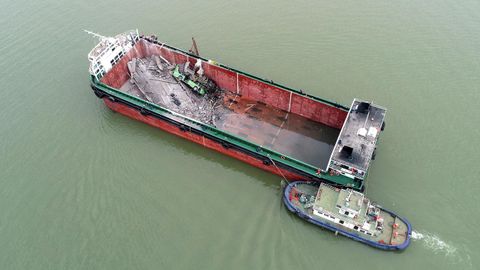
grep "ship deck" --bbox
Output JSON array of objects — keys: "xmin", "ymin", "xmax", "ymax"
[
  {"xmin": 330, "ymin": 99, "xmax": 386, "ymax": 172},
  {"xmin": 118, "ymin": 56, "xmax": 340, "ymax": 169}
]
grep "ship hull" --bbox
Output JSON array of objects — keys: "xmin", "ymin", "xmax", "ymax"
[
  {"xmin": 90, "ymin": 36, "xmax": 368, "ymax": 190},
  {"xmin": 94, "ymin": 89, "xmax": 313, "ymax": 181}
]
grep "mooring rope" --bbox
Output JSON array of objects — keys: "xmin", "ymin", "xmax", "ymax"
[{"xmin": 267, "ymin": 154, "xmax": 290, "ymax": 183}]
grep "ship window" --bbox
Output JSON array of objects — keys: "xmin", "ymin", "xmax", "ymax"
[
  {"xmin": 354, "ymin": 226, "xmax": 359, "ymax": 230},
  {"xmin": 344, "ymin": 211, "xmax": 349, "ymax": 216},
  {"xmin": 339, "ymin": 220, "xmax": 344, "ymax": 224}
]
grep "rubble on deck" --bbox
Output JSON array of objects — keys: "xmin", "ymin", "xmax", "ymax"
[{"xmin": 125, "ymin": 56, "xmax": 224, "ymax": 125}]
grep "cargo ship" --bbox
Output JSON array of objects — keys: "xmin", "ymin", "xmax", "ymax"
[{"xmin": 86, "ymin": 30, "xmax": 386, "ymax": 191}]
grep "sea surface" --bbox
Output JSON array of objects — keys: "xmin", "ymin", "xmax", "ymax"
[{"xmin": 1, "ymin": 0, "xmax": 479, "ymax": 269}]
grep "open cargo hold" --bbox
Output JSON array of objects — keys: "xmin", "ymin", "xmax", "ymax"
[{"xmin": 88, "ymin": 30, "xmax": 386, "ymax": 191}]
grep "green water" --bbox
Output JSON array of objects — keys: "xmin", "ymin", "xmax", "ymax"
[{"xmin": 1, "ymin": 0, "xmax": 479, "ymax": 269}]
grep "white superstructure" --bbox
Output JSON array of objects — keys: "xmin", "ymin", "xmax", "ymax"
[
  {"xmin": 85, "ymin": 30, "xmax": 139, "ymax": 79},
  {"xmin": 312, "ymin": 183, "xmax": 385, "ymax": 237}
]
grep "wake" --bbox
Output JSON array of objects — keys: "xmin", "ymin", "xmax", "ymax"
[
  {"xmin": 411, "ymin": 230, "xmax": 473, "ymax": 267},
  {"xmin": 411, "ymin": 230, "xmax": 457, "ymax": 256}
]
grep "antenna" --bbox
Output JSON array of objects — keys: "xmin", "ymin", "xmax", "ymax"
[{"xmin": 84, "ymin": 30, "xmax": 107, "ymax": 41}]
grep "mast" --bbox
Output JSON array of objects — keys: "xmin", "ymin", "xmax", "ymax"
[{"xmin": 84, "ymin": 30, "xmax": 107, "ymax": 41}]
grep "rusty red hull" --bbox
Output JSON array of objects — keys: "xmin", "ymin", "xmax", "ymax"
[{"xmin": 103, "ymin": 98, "xmax": 303, "ymax": 180}]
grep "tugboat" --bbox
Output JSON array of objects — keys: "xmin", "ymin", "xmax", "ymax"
[{"xmin": 283, "ymin": 181, "xmax": 411, "ymax": 250}]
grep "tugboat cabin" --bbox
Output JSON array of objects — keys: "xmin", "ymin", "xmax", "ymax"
[{"xmin": 313, "ymin": 184, "xmax": 376, "ymax": 236}]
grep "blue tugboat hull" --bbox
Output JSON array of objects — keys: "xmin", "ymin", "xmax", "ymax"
[{"xmin": 283, "ymin": 181, "xmax": 411, "ymax": 251}]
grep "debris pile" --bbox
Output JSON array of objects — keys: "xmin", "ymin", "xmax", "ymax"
[{"xmin": 125, "ymin": 56, "xmax": 225, "ymax": 125}]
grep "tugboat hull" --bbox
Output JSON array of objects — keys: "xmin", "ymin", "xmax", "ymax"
[{"xmin": 283, "ymin": 181, "xmax": 411, "ymax": 250}]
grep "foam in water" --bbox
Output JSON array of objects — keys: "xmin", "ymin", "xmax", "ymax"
[
  {"xmin": 411, "ymin": 229, "xmax": 474, "ymax": 268},
  {"xmin": 410, "ymin": 230, "xmax": 424, "ymax": 240},
  {"xmin": 412, "ymin": 230, "xmax": 457, "ymax": 256}
]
